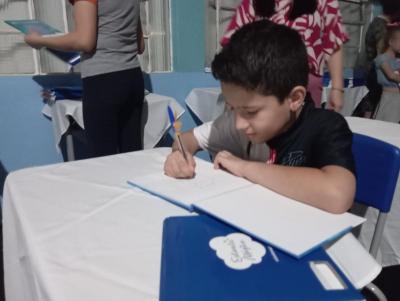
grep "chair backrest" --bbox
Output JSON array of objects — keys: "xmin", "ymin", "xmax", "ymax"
[
  {"xmin": 352, "ymin": 133, "xmax": 400, "ymax": 257},
  {"xmin": 353, "ymin": 133, "xmax": 400, "ymax": 212}
]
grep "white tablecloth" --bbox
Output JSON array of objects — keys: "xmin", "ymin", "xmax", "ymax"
[
  {"xmin": 3, "ymin": 148, "xmax": 380, "ymax": 300},
  {"xmin": 186, "ymin": 86, "xmax": 368, "ymax": 123},
  {"xmin": 42, "ymin": 93, "xmax": 184, "ymax": 152},
  {"xmin": 3, "ymin": 148, "xmax": 191, "ymax": 301}
]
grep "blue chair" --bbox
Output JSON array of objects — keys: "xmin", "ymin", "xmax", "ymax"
[
  {"xmin": 352, "ymin": 133, "xmax": 400, "ymax": 301},
  {"xmin": 352, "ymin": 133, "xmax": 400, "ymax": 258}
]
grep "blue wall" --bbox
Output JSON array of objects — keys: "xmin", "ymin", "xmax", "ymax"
[
  {"xmin": 0, "ymin": 76, "xmax": 63, "ymax": 172},
  {"xmin": 171, "ymin": 0, "xmax": 205, "ymax": 72}
]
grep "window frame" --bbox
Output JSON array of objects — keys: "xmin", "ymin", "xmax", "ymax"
[{"xmin": 0, "ymin": 0, "xmax": 172, "ymax": 75}]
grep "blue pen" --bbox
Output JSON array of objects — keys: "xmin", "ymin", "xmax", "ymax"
[
  {"xmin": 167, "ymin": 105, "xmax": 175, "ymax": 126},
  {"xmin": 167, "ymin": 106, "xmax": 188, "ymax": 162}
]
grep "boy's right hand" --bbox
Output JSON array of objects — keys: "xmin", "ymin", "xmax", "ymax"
[{"xmin": 164, "ymin": 150, "xmax": 196, "ymax": 179}]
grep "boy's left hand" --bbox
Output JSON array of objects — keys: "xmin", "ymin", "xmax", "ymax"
[
  {"xmin": 327, "ymin": 89, "xmax": 343, "ymax": 112},
  {"xmin": 213, "ymin": 150, "xmax": 246, "ymax": 177}
]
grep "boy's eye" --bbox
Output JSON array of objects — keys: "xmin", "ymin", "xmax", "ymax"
[{"xmin": 243, "ymin": 110, "xmax": 258, "ymax": 116}]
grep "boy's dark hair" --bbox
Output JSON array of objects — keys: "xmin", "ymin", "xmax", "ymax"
[
  {"xmin": 212, "ymin": 20, "xmax": 309, "ymax": 102},
  {"xmin": 254, "ymin": 0, "xmax": 317, "ymax": 21}
]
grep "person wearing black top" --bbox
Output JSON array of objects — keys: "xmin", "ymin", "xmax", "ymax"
[{"xmin": 163, "ymin": 20, "xmax": 355, "ymax": 214}]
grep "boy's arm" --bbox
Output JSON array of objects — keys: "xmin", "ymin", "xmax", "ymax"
[
  {"xmin": 380, "ymin": 62, "xmax": 400, "ymax": 83},
  {"xmin": 214, "ymin": 153, "xmax": 355, "ymax": 214},
  {"xmin": 214, "ymin": 113, "xmax": 356, "ymax": 214},
  {"xmin": 24, "ymin": 1, "xmax": 97, "ymax": 53}
]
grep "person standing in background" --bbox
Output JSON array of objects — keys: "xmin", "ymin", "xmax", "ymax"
[
  {"xmin": 25, "ymin": 0, "xmax": 145, "ymax": 158},
  {"xmin": 221, "ymin": 0, "xmax": 348, "ymax": 112},
  {"xmin": 373, "ymin": 25, "xmax": 400, "ymax": 123},
  {"xmin": 360, "ymin": 0, "xmax": 400, "ymax": 118}
]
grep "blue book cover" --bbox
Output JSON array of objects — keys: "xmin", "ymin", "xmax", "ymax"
[
  {"xmin": 160, "ymin": 215, "xmax": 364, "ymax": 301},
  {"xmin": 5, "ymin": 20, "xmax": 81, "ymax": 66}
]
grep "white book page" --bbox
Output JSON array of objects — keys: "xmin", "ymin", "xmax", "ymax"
[
  {"xmin": 195, "ymin": 185, "xmax": 365, "ymax": 257},
  {"xmin": 128, "ymin": 158, "xmax": 252, "ymax": 210}
]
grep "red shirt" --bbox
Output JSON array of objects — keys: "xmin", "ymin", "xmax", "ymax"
[{"xmin": 221, "ymin": 0, "xmax": 349, "ymax": 76}]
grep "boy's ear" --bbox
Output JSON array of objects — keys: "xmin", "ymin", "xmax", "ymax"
[{"xmin": 287, "ymin": 86, "xmax": 307, "ymax": 111}]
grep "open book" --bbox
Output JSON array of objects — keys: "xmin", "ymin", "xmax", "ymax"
[
  {"xmin": 5, "ymin": 20, "xmax": 81, "ymax": 66},
  {"xmin": 127, "ymin": 154, "xmax": 365, "ymax": 258}
]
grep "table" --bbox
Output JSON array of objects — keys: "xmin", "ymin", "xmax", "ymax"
[
  {"xmin": 3, "ymin": 148, "xmax": 191, "ymax": 301},
  {"xmin": 185, "ymin": 86, "xmax": 368, "ymax": 123},
  {"xmin": 3, "ymin": 148, "xmax": 380, "ymax": 300},
  {"xmin": 42, "ymin": 93, "xmax": 184, "ymax": 161},
  {"xmin": 346, "ymin": 117, "xmax": 400, "ymax": 267}
]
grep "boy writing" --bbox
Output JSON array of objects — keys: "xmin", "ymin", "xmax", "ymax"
[{"xmin": 164, "ymin": 20, "xmax": 355, "ymax": 214}]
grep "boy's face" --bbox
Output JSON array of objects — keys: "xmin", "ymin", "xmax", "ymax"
[{"xmin": 221, "ymin": 82, "xmax": 302, "ymax": 144}]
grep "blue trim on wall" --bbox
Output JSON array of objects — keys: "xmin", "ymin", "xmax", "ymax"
[{"xmin": 171, "ymin": 0, "xmax": 205, "ymax": 71}]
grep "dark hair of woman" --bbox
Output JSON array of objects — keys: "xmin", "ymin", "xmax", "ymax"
[
  {"xmin": 378, "ymin": 0, "xmax": 400, "ymax": 22},
  {"xmin": 253, "ymin": 0, "xmax": 317, "ymax": 21}
]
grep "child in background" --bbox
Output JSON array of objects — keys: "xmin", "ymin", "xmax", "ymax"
[
  {"xmin": 374, "ymin": 25, "xmax": 400, "ymax": 123},
  {"xmin": 164, "ymin": 20, "xmax": 356, "ymax": 214}
]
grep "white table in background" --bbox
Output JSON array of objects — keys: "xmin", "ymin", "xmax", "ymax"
[
  {"xmin": 42, "ymin": 93, "xmax": 184, "ymax": 161},
  {"xmin": 3, "ymin": 147, "xmax": 380, "ymax": 301},
  {"xmin": 186, "ymin": 86, "xmax": 368, "ymax": 123}
]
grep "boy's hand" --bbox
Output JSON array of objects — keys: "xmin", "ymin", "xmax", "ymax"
[
  {"xmin": 24, "ymin": 31, "xmax": 44, "ymax": 49},
  {"xmin": 164, "ymin": 150, "xmax": 196, "ymax": 179},
  {"xmin": 213, "ymin": 151, "xmax": 246, "ymax": 177}
]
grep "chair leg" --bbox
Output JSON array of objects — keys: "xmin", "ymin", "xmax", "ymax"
[
  {"xmin": 365, "ymin": 283, "xmax": 387, "ymax": 301},
  {"xmin": 369, "ymin": 213, "xmax": 388, "ymax": 258}
]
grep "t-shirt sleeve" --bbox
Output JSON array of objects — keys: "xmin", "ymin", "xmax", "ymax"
[
  {"xmin": 313, "ymin": 113, "xmax": 355, "ymax": 175},
  {"xmin": 193, "ymin": 111, "xmax": 249, "ymax": 159},
  {"xmin": 220, "ymin": 0, "xmax": 256, "ymax": 46},
  {"xmin": 321, "ymin": 0, "xmax": 349, "ymax": 56}
]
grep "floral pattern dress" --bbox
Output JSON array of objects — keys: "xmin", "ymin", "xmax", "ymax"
[{"xmin": 221, "ymin": 0, "xmax": 348, "ymax": 76}]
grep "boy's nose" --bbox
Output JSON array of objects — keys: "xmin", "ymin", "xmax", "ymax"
[{"xmin": 235, "ymin": 112, "xmax": 249, "ymax": 131}]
